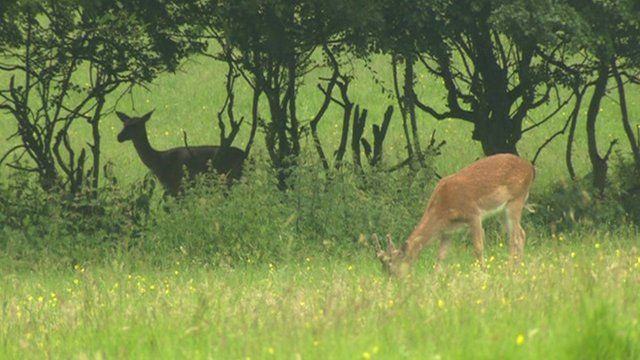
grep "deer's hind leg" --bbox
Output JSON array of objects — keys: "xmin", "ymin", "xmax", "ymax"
[{"xmin": 505, "ymin": 195, "xmax": 527, "ymax": 264}]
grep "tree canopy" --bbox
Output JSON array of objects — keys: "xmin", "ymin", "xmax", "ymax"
[{"xmin": 1, "ymin": 0, "xmax": 639, "ymax": 193}]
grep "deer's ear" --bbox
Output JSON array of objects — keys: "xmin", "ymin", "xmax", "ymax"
[
  {"xmin": 116, "ymin": 112, "xmax": 129, "ymax": 123},
  {"xmin": 142, "ymin": 110, "xmax": 155, "ymax": 122}
]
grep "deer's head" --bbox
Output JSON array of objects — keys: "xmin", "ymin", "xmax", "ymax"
[
  {"xmin": 372, "ymin": 234, "xmax": 409, "ymax": 276},
  {"xmin": 116, "ymin": 110, "xmax": 154, "ymax": 142}
]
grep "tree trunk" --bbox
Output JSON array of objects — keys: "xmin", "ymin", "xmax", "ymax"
[
  {"xmin": 351, "ymin": 105, "xmax": 366, "ymax": 172},
  {"xmin": 470, "ymin": 27, "xmax": 519, "ymax": 156},
  {"xmin": 404, "ymin": 57, "xmax": 424, "ymax": 165},
  {"xmin": 244, "ymin": 86, "xmax": 261, "ymax": 157},
  {"xmin": 473, "ymin": 110, "xmax": 519, "ymax": 155},
  {"xmin": 392, "ymin": 56, "xmax": 413, "ymax": 162},
  {"xmin": 612, "ymin": 60, "xmax": 640, "ymax": 169},
  {"xmin": 586, "ymin": 62, "xmax": 610, "ymax": 194},
  {"xmin": 334, "ymin": 79, "xmax": 353, "ymax": 168},
  {"xmin": 265, "ymin": 89, "xmax": 293, "ymax": 191},
  {"xmin": 565, "ymin": 87, "xmax": 583, "ymax": 180},
  {"xmin": 287, "ymin": 61, "xmax": 300, "ymax": 157},
  {"xmin": 89, "ymin": 95, "xmax": 105, "ymax": 192}
]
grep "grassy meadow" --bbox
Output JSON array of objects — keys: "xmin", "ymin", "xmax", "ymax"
[
  {"xmin": 1, "ymin": 54, "xmax": 640, "ymax": 359},
  {"xmin": 2, "ymin": 234, "xmax": 639, "ymax": 359}
]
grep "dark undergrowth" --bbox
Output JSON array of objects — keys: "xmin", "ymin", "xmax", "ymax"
[{"xmin": 1, "ymin": 155, "xmax": 639, "ymax": 272}]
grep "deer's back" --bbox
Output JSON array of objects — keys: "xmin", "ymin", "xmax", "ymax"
[
  {"xmin": 426, "ymin": 154, "xmax": 534, "ymax": 218},
  {"xmin": 162, "ymin": 145, "xmax": 245, "ymax": 178},
  {"xmin": 150, "ymin": 146, "xmax": 246, "ymax": 195}
]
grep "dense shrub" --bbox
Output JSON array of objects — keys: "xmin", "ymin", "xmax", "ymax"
[
  {"xmin": 0, "ymin": 169, "xmax": 156, "ymax": 268},
  {"xmin": 3, "ymin": 151, "xmax": 638, "ymax": 268},
  {"xmin": 141, "ymin": 158, "xmax": 439, "ymax": 265},
  {"xmin": 533, "ymin": 154, "xmax": 640, "ymax": 232},
  {"xmin": 613, "ymin": 154, "xmax": 640, "ymax": 222},
  {"xmin": 0, "ymin": 157, "xmax": 442, "ymax": 267}
]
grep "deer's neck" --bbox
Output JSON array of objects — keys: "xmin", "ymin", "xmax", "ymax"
[
  {"xmin": 402, "ymin": 215, "xmax": 440, "ymax": 263},
  {"xmin": 131, "ymin": 130, "xmax": 162, "ymax": 171}
]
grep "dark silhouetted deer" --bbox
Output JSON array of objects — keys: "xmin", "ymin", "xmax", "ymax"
[{"xmin": 117, "ymin": 111, "xmax": 246, "ymax": 196}]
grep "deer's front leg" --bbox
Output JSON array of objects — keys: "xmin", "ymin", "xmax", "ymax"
[
  {"xmin": 469, "ymin": 218, "xmax": 485, "ymax": 270},
  {"xmin": 435, "ymin": 234, "xmax": 451, "ymax": 272}
]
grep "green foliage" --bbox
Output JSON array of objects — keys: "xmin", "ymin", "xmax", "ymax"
[
  {"xmin": 0, "ymin": 156, "xmax": 441, "ymax": 268},
  {"xmin": 148, "ymin": 166, "xmax": 298, "ymax": 264},
  {"xmin": 0, "ymin": 0, "xmax": 200, "ymax": 193},
  {"xmin": 612, "ymin": 154, "xmax": 640, "ymax": 221},
  {"xmin": 566, "ymin": 0, "xmax": 640, "ymax": 61},
  {"xmin": 367, "ymin": 0, "xmax": 447, "ymax": 58},
  {"xmin": 490, "ymin": 0, "xmax": 584, "ymax": 47},
  {"xmin": 535, "ymin": 178, "xmax": 627, "ymax": 231},
  {"xmin": 533, "ymin": 153, "xmax": 640, "ymax": 231},
  {"xmin": 0, "ymin": 0, "xmax": 20, "ymax": 49},
  {"xmin": 284, "ymin": 158, "xmax": 437, "ymax": 249},
  {"xmin": 204, "ymin": 0, "xmax": 361, "ymax": 63},
  {"xmin": 0, "ymin": 168, "xmax": 155, "ymax": 268}
]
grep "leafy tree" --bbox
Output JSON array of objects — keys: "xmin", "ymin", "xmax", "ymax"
[
  {"xmin": 417, "ymin": 0, "xmax": 578, "ymax": 155},
  {"xmin": 0, "ymin": 0, "xmax": 19, "ymax": 48},
  {"xmin": 578, "ymin": 0, "xmax": 640, "ymax": 192},
  {"xmin": 0, "ymin": 0, "xmax": 199, "ymax": 193},
  {"xmin": 367, "ymin": 0, "xmax": 447, "ymax": 166},
  {"xmin": 190, "ymin": 0, "xmax": 373, "ymax": 189},
  {"xmin": 553, "ymin": 0, "xmax": 640, "ymax": 192}
]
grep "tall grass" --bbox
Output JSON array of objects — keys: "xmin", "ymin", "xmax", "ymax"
[{"xmin": 1, "ymin": 232, "xmax": 639, "ymax": 359}]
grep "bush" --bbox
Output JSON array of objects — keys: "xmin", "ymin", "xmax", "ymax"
[
  {"xmin": 0, "ymin": 169, "xmax": 156, "ymax": 268},
  {"xmin": 284, "ymin": 157, "xmax": 438, "ymax": 250},
  {"xmin": 0, "ymin": 156, "xmax": 442, "ymax": 267},
  {"xmin": 613, "ymin": 154, "xmax": 640, "ymax": 222},
  {"xmin": 533, "ymin": 154, "xmax": 640, "ymax": 233},
  {"xmin": 140, "ymin": 158, "xmax": 440, "ymax": 265}
]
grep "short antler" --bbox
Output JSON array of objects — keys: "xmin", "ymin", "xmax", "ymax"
[
  {"xmin": 373, "ymin": 233, "xmax": 403, "ymax": 274},
  {"xmin": 386, "ymin": 233, "xmax": 396, "ymax": 251},
  {"xmin": 372, "ymin": 233, "xmax": 382, "ymax": 252}
]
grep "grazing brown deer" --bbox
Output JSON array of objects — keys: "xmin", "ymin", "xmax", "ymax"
[
  {"xmin": 374, "ymin": 153, "xmax": 535, "ymax": 276},
  {"xmin": 116, "ymin": 111, "xmax": 246, "ymax": 196}
]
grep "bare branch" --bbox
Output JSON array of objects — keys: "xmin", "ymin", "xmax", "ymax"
[
  {"xmin": 522, "ymin": 90, "xmax": 573, "ymax": 133},
  {"xmin": 6, "ymin": 163, "xmax": 39, "ymax": 173},
  {"xmin": 317, "ymin": 84, "xmax": 345, "ymax": 107},
  {"xmin": 532, "ymin": 115, "xmax": 572, "ymax": 165},
  {"xmin": 0, "ymin": 145, "xmax": 26, "ymax": 167},
  {"xmin": 417, "ymin": 54, "xmax": 475, "ymax": 122},
  {"xmin": 603, "ymin": 139, "xmax": 618, "ymax": 162},
  {"xmin": 309, "ymin": 45, "xmax": 340, "ymax": 171}
]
